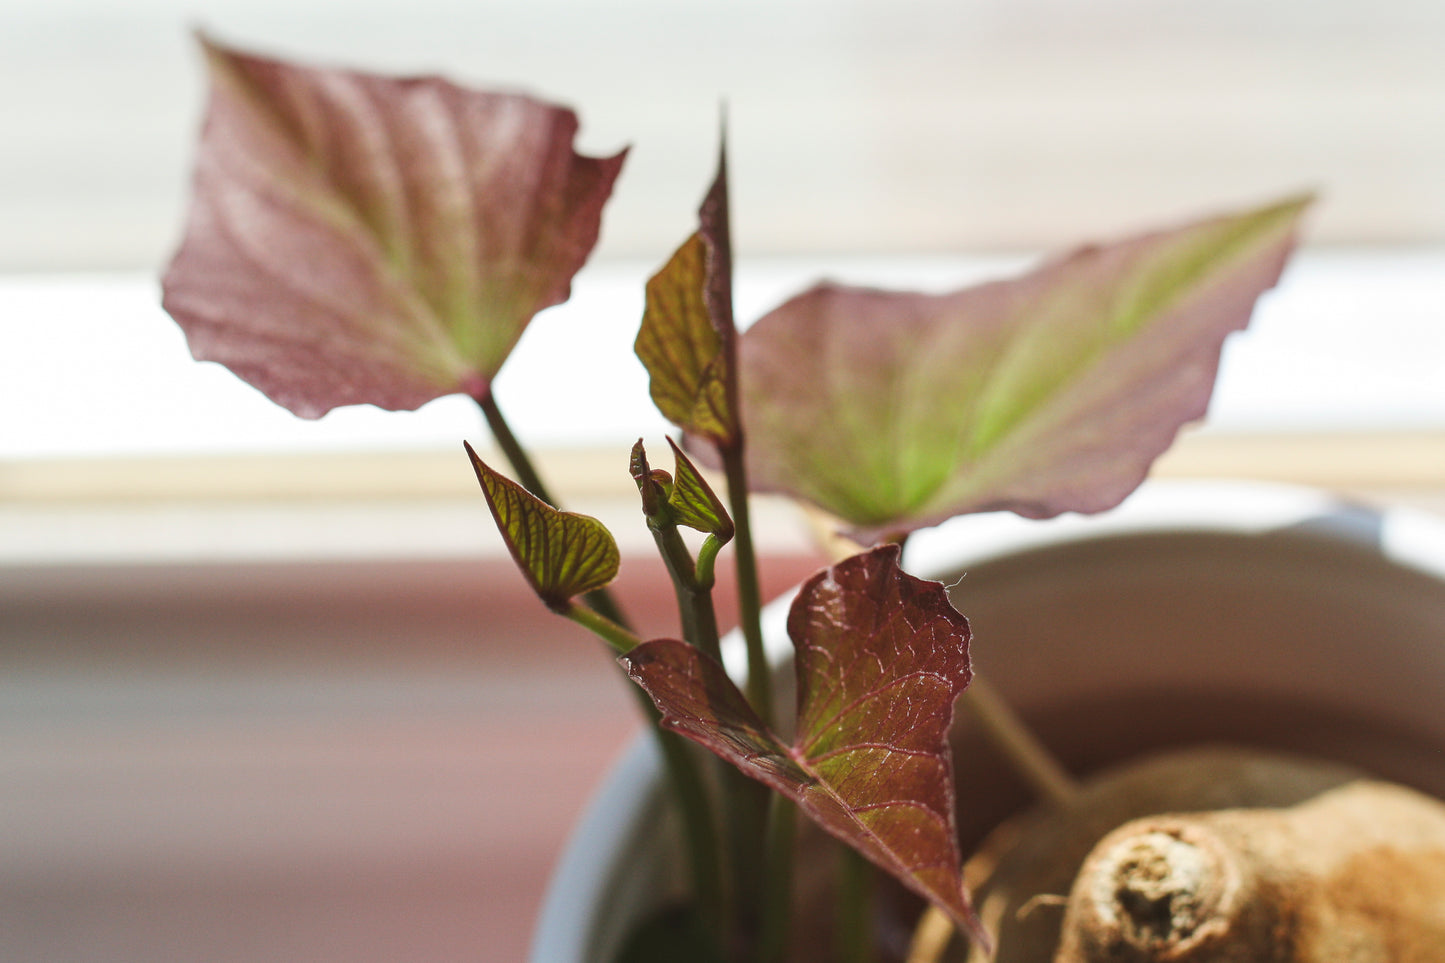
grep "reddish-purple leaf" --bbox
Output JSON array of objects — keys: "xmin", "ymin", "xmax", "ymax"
[
  {"xmin": 621, "ymin": 545, "xmax": 982, "ymax": 943},
  {"xmin": 737, "ymin": 196, "xmax": 1312, "ymax": 541},
  {"xmin": 162, "ymin": 35, "xmax": 625, "ymax": 418}
]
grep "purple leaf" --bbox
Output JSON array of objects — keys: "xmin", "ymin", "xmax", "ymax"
[
  {"xmin": 162, "ymin": 35, "xmax": 625, "ymax": 418},
  {"xmin": 737, "ymin": 196, "xmax": 1312, "ymax": 541},
  {"xmin": 621, "ymin": 545, "xmax": 982, "ymax": 944}
]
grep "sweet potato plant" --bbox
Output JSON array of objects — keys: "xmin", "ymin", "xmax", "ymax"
[{"xmin": 160, "ymin": 36, "xmax": 1311, "ymax": 962}]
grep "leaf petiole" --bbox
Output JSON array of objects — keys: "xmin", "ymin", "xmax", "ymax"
[
  {"xmin": 563, "ymin": 601, "xmax": 640, "ymax": 654},
  {"xmin": 695, "ymin": 534, "xmax": 725, "ymax": 590}
]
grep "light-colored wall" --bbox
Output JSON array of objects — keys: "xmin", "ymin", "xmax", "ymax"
[{"xmin": 4, "ymin": 0, "xmax": 1444, "ymax": 271}]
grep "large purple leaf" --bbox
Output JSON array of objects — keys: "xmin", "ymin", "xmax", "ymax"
[
  {"xmin": 738, "ymin": 196, "xmax": 1311, "ymax": 540},
  {"xmin": 161, "ymin": 36, "xmax": 625, "ymax": 418},
  {"xmin": 621, "ymin": 545, "xmax": 982, "ymax": 943}
]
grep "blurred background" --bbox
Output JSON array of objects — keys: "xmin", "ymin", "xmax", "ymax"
[{"xmin": 3, "ymin": 1, "xmax": 1444, "ymax": 960}]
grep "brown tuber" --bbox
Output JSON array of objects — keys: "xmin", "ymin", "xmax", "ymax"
[{"xmin": 1054, "ymin": 780, "xmax": 1445, "ymax": 962}]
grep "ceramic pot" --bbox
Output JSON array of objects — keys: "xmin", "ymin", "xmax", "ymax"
[{"xmin": 530, "ymin": 482, "xmax": 1445, "ymax": 962}]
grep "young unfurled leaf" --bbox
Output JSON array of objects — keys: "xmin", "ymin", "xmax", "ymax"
[
  {"xmin": 621, "ymin": 545, "xmax": 982, "ymax": 944},
  {"xmin": 630, "ymin": 439, "xmax": 733, "ymax": 541},
  {"xmin": 162, "ymin": 36, "xmax": 626, "ymax": 418},
  {"xmin": 737, "ymin": 196, "xmax": 1312, "ymax": 541},
  {"xmin": 466, "ymin": 442, "xmax": 619, "ymax": 611},
  {"xmin": 635, "ymin": 141, "xmax": 739, "ymax": 446},
  {"xmin": 666, "ymin": 438, "xmax": 733, "ymax": 542}
]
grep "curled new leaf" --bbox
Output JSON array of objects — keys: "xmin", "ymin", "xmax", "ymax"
[
  {"xmin": 635, "ymin": 139, "xmax": 740, "ymax": 446},
  {"xmin": 621, "ymin": 545, "xmax": 982, "ymax": 944},
  {"xmin": 162, "ymin": 35, "xmax": 626, "ymax": 418},
  {"xmin": 630, "ymin": 439, "xmax": 733, "ymax": 542},
  {"xmin": 466, "ymin": 443, "xmax": 619, "ymax": 611},
  {"xmin": 666, "ymin": 437, "xmax": 734, "ymax": 542},
  {"xmin": 738, "ymin": 196, "xmax": 1312, "ymax": 541},
  {"xmin": 629, "ymin": 439, "xmax": 672, "ymax": 518}
]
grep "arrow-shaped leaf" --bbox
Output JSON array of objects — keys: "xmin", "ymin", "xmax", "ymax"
[
  {"xmin": 466, "ymin": 442, "xmax": 619, "ymax": 611},
  {"xmin": 162, "ymin": 35, "xmax": 626, "ymax": 418},
  {"xmin": 621, "ymin": 544, "xmax": 981, "ymax": 944},
  {"xmin": 665, "ymin": 437, "xmax": 734, "ymax": 541},
  {"xmin": 635, "ymin": 140, "xmax": 740, "ymax": 446},
  {"xmin": 737, "ymin": 196, "xmax": 1312, "ymax": 541}
]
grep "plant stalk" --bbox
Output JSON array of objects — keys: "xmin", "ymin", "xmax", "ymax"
[
  {"xmin": 649, "ymin": 522, "xmax": 723, "ymax": 663},
  {"xmin": 563, "ymin": 601, "xmax": 639, "ymax": 654},
  {"xmin": 720, "ymin": 442, "xmax": 772, "ymax": 727},
  {"xmin": 470, "ymin": 392, "xmax": 725, "ymax": 944},
  {"xmin": 837, "ymin": 846, "xmax": 876, "ymax": 963},
  {"xmin": 644, "ymin": 508, "xmax": 770, "ymax": 960},
  {"xmin": 563, "ymin": 600, "xmax": 727, "ymax": 944},
  {"xmin": 964, "ymin": 674, "xmax": 1078, "ymax": 808},
  {"xmin": 758, "ymin": 796, "xmax": 798, "ymax": 963}
]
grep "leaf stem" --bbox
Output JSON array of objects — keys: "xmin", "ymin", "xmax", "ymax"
[
  {"xmin": 562, "ymin": 601, "xmax": 639, "ymax": 654},
  {"xmin": 964, "ymin": 674, "xmax": 1078, "ymax": 808},
  {"xmin": 695, "ymin": 534, "xmax": 725, "ymax": 590},
  {"xmin": 758, "ymin": 795, "xmax": 798, "ymax": 963},
  {"xmin": 649, "ymin": 522, "xmax": 723, "ymax": 664},
  {"xmin": 837, "ymin": 846, "xmax": 876, "ymax": 963},
  {"xmin": 563, "ymin": 598, "xmax": 727, "ymax": 945},
  {"xmin": 474, "ymin": 387, "xmax": 628, "ymax": 627},
  {"xmin": 720, "ymin": 442, "xmax": 772, "ymax": 727},
  {"xmin": 642, "ymin": 510, "xmax": 769, "ymax": 960},
  {"xmin": 648, "ymin": 706, "xmax": 727, "ymax": 945},
  {"xmin": 469, "ymin": 393, "xmax": 724, "ymax": 946}
]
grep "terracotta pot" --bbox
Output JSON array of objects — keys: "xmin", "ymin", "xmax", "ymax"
[{"xmin": 530, "ymin": 482, "xmax": 1445, "ymax": 962}]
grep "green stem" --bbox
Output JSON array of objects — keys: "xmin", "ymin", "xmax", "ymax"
[
  {"xmin": 964, "ymin": 674, "xmax": 1078, "ymax": 808},
  {"xmin": 564, "ymin": 600, "xmax": 727, "ymax": 947},
  {"xmin": 643, "ymin": 511, "xmax": 767, "ymax": 960},
  {"xmin": 695, "ymin": 534, "xmax": 725, "ymax": 590},
  {"xmin": 648, "ymin": 703, "xmax": 727, "ymax": 945},
  {"xmin": 837, "ymin": 846, "xmax": 876, "ymax": 963},
  {"xmin": 474, "ymin": 388, "xmax": 628, "ymax": 627},
  {"xmin": 758, "ymin": 796, "xmax": 798, "ymax": 963},
  {"xmin": 562, "ymin": 602, "xmax": 639, "ymax": 654},
  {"xmin": 650, "ymin": 522, "xmax": 723, "ymax": 664},
  {"xmin": 720, "ymin": 442, "xmax": 772, "ymax": 727},
  {"xmin": 469, "ymin": 392, "xmax": 725, "ymax": 947}
]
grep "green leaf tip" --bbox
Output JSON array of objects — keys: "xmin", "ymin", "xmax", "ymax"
[{"xmin": 465, "ymin": 441, "xmax": 619, "ymax": 611}]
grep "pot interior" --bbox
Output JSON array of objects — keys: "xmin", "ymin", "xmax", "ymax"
[{"xmin": 941, "ymin": 523, "xmax": 1445, "ymax": 849}]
